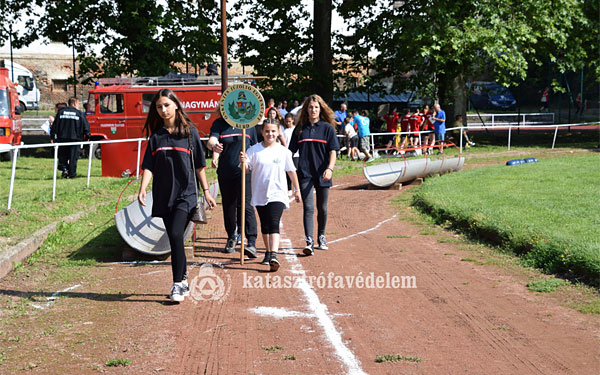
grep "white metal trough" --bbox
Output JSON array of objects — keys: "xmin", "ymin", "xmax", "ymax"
[
  {"xmin": 364, "ymin": 156, "xmax": 465, "ymax": 188},
  {"xmin": 115, "ymin": 183, "xmax": 219, "ymax": 256}
]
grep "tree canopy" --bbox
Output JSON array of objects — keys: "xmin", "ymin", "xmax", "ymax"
[{"xmin": 0, "ymin": 0, "xmax": 596, "ymax": 111}]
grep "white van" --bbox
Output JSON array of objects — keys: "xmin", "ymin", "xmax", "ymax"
[{"xmin": 1, "ymin": 60, "xmax": 40, "ymax": 111}]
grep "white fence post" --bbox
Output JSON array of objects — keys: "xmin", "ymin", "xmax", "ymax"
[
  {"xmin": 507, "ymin": 125, "xmax": 512, "ymax": 151},
  {"xmin": 86, "ymin": 142, "xmax": 93, "ymax": 187},
  {"xmin": 7, "ymin": 148, "xmax": 18, "ymax": 210},
  {"xmin": 52, "ymin": 144, "xmax": 58, "ymax": 201},
  {"xmin": 136, "ymin": 139, "xmax": 142, "ymax": 178},
  {"xmin": 459, "ymin": 127, "xmax": 464, "ymax": 153},
  {"xmin": 552, "ymin": 126, "xmax": 559, "ymax": 149}
]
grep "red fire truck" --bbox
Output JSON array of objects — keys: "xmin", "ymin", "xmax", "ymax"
[
  {"xmin": 0, "ymin": 66, "xmax": 23, "ymax": 161},
  {"xmin": 85, "ymin": 75, "xmax": 256, "ymax": 176}
]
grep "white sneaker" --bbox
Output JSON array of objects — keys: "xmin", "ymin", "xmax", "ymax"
[
  {"xmin": 181, "ymin": 280, "xmax": 190, "ymax": 296},
  {"xmin": 170, "ymin": 283, "xmax": 186, "ymax": 302}
]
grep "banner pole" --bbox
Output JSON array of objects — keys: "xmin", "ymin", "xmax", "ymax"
[{"xmin": 240, "ymin": 128, "xmax": 246, "ymax": 264}]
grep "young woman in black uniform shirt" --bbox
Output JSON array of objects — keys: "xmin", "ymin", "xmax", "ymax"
[{"xmin": 138, "ymin": 89, "xmax": 216, "ymax": 302}]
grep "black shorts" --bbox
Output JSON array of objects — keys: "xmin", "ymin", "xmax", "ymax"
[{"xmin": 350, "ymin": 135, "xmax": 358, "ymax": 148}]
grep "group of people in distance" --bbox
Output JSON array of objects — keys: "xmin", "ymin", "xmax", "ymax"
[
  {"xmin": 380, "ymin": 104, "xmax": 452, "ymax": 155},
  {"xmin": 333, "ymin": 102, "xmax": 452, "ymax": 160},
  {"xmin": 138, "ymin": 89, "xmax": 339, "ymax": 302}
]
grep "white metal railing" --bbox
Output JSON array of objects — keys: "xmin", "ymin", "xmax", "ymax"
[
  {"xmin": 352, "ymin": 121, "xmax": 598, "ymax": 156},
  {"xmin": 4, "ymin": 123, "xmax": 599, "ymax": 209},
  {"xmin": 1, "ymin": 137, "xmax": 209, "ymax": 210},
  {"xmin": 466, "ymin": 112, "xmax": 555, "ymax": 127}
]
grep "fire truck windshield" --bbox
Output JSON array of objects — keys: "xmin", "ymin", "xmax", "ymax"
[{"xmin": 0, "ymin": 90, "xmax": 9, "ymax": 116}]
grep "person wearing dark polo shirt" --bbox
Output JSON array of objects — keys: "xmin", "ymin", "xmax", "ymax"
[
  {"xmin": 138, "ymin": 89, "xmax": 216, "ymax": 302},
  {"xmin": 289, "ymin": 94, "xmax": 340, "ymax": 255},
  {"xmin": 208, "ymin": 112, "xmax": 259, "ymax": 258}
]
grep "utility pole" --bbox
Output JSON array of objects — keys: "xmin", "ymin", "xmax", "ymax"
[
  {"xmin": 72, "ymin": 41, "xmax": 77, "ymax": 97},
  {"xmin": 221, "ymin": 0, "xmax": 228, "ymax": 92}
]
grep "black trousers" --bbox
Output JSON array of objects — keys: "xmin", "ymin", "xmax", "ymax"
[
  {"xmin": 57, "ymin": 139, "xmax": 81, "ymax": 178},
  {"xmin": 162, "ymin": 208, "xmax": 193, "ymax": 283},
  {"xmin": 218, "ymin": 173, "xmax": 257, "ymax": 243},
  {"xmin": 299, "ymin": 178, "xmax": 330, "ymax": 240}
]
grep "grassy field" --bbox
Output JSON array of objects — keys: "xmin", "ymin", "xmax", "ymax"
[{"xmin": 412, "ymin": 152, "xmax": 600, "ymax": 286}]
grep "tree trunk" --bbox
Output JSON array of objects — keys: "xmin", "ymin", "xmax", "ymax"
[{"xmin": 313, "ymin": 0, "xmax": 333, "ymax": 103}]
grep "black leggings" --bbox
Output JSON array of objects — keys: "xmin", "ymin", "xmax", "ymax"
[
  {"xmin": 255, "ymin": 202, "xmax": 285, "ymax": 234},
  {"xmin": 300, "ymin": 179, "xmax": 330, "ymax": 239},
  {"xmin": 162, "ymin": 208, "xmax": 193, "ymax": 283}
]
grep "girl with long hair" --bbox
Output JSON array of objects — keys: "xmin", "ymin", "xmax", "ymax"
[
  {"xmin": 138, "ymin": 88, "xmax": 216, "ymax": 302},
  {"xmin": 289, "ymin": 94, "xmax": 340, "ymax": 255}
]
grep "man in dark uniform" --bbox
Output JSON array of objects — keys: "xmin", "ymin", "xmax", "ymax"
[
  {"xmin": 50, "ymin": 97, "xmax": 90, "ymax": 178},
  {"xmin": 208, "ymin": 115, "xmax": 259, "ymax": 258}
]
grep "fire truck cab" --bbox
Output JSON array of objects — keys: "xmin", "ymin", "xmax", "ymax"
[
  {"xmin": 0, "ymin": 66, "xmax": 23, "ymax": 161},
  {"xmin": 85, "ymin": 74, "xmax": 256, "ymax": 176}
]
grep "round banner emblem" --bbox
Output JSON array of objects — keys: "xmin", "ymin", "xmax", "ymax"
[{"xmin": 219, "ymin": 84, "xmax": 265, "ymax": 129}]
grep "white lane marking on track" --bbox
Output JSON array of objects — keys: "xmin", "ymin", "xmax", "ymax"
[
  {"xmin": 31, "ymin": 284, "xmax": 82, "ymax": 310},
  {"xmin": 278, "ymin": 228, "xmax": 368, "ymax": 375},
  {"xmin": 331, "ymin": 183, "xmax": 350, "ymax": 189},
  {"xmin": 251, "ymin": 306, "xmax": 313, "ymax": 319},
  {"xmin": 328, "ymin": 215, "xmax": 397, "ymax": 245}
]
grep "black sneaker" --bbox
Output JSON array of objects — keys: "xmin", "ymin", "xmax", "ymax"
[
  {"xmin": 244, "ymin": 243, "xmax": 258, "ymax": 259},
  {"xmin": 61, "ymin": 170, "xmax": 68, "ymax": 179},
  {"xmin": 269, "ymin": 254, "xmax": 280, "ymax": 272},
  {"xmin": 223, "ymin": 238, "xmax": 236, "ymax": 253},
  {"xmin": 317, "ymin": 235, "xmax": 328, "ymax": 250},
  {"xmin": 260, "ymin": 252, "xmax": 272, "ymax": 265},
  {"xmin": 303, "ymin": 237, "xmax": 314, "ymax": 256}
]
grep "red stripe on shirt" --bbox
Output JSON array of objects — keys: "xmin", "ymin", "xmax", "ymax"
[
  {"xmin": 298, "ymin": 138, "xmax": 328, "ymax": 144},
  {"xmin": 152, "ymin": 146, "xmax": 191, "ymax": 156},
  {"xmin": 220, "ymin": 133, "xmax": 251, "ymax": 139}
]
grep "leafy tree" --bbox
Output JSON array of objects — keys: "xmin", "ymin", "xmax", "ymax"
[
  {"xmin": 0, "ymin": 0, "xmax": 38, "ymax": 49},
  {"xmin": 231, "ymin": 0, "xmax": 313, "ymax": 100},
  {"xmin": 232, "ymin": 0, "xmax": 340, "ymax": 102},
  {"xmin": 339, "ymin": 0, "xmax": 591, "ymax": 121},
  {"xmin": 31, "ymin": 0, "xmax": 220, "ymax": 80}
]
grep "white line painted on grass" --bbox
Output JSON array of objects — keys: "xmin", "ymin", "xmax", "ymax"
[
  {"xmin": 329, "ymin": 215, "xmax": 397, "ymax": 245},
  {"xmin": 31, "ymin": 283, "xmax": 82, "ymax": 310},
  {"xmin": 278, "ymin": 228, "xmax": 368, "ymax": 375}
]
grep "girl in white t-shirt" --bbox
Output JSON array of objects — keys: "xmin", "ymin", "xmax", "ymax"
[{"xmin": 240, "ymin": 119, "xmax": 302, "ymax": 271}]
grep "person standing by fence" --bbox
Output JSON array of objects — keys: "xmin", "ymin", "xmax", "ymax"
[
  {"xmin": 432, "ymin": 104, "xmax": 446, "ymax": 154},
  {"xmin": 50, "ymin": 97, "xmax": 90, "ymax": 179},
  {"xmin": 289, "ymin": 95, "xmax": 340, "ymax": 255},
  {"xmin": 138, "ymin": 89, "xmax": 216, "ymax": 302}
]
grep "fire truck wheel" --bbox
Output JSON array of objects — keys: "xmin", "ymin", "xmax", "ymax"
[{"xmin": 94, "ymin": 145, "xmax": 101, "ymax": 160}]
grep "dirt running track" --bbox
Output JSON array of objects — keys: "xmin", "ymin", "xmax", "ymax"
[{"xmin": 1, "ymin": 176, "xmax": 599, "ymax": 374}]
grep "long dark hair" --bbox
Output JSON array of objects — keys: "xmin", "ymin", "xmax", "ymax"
[
  {"xmin": 295, "ymin": 94, "xmax": 335, "ymax": 136},
  {"xmin": 142, "ymin": 89, "xmax": 195, "ymax": 138}
]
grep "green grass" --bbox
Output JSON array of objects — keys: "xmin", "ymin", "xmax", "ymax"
[
  {"xmin": 261, "ymin": 344, "xmax": 283, "ymax": 353},
  {"xmin": 0, "ymin": 155, "xmax": 218, "ymax": 253},
  {"xmin": 375, "ymin": 354, "xmax": 422, "ymax": 363},
  {"xmin": 105, "ymin": 358, "xmax": 131, "ymax": 367},
  {"xmin": 527, "ymin": 279, "xmax": 567, "ymax": 293},
  {"xmin": 412, "ymin": 153, "xmax": 600, "ymax": 286}
]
